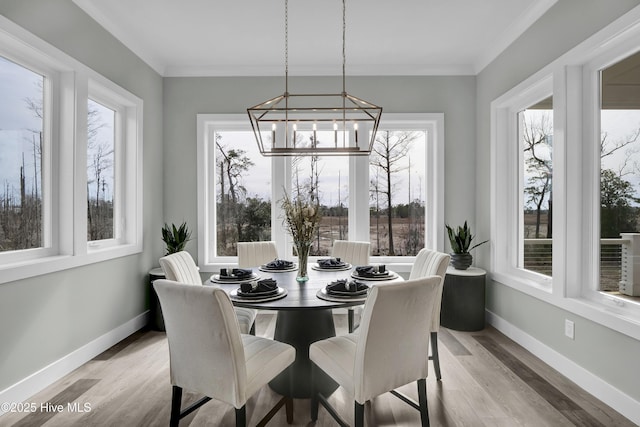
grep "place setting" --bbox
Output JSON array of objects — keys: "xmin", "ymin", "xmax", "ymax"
[
  {"xmin": 311, "ymin": 257, "xmax": 352, "ymax": 271},
  {"xmin": 258, "ymin": 258, "xmax": 298, "ymax": 273},
  {"xmin": 351, "ymin": 264, "xmax": 398, "ymax": 281},
  {"xmin": 316, "ymin": 278, "xmax": 370, "ymax": 303},
  {"xmin": 229, "ymin": 278, "xmax": 288, "ymax": 303},
  {"xmin": 210, "ymin": 268, "xmax": 260, "ymax": 284}
]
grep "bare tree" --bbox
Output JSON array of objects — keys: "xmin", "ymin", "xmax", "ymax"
[
  {"xmin": 86, "ymin": 103, "xmax": 113, "ymax": 240},
  {"xmin": 369, "ymin": 131, "xmax": 419, "ymax": 255},
  {"xmin": 216, "ymin": 138, "xmax": 253, "ymax": 253},
  {"xmin": 523, "ymin": 111, "xmax": 553, "ymax": 238}
]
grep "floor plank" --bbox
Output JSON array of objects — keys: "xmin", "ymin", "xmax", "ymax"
[{"xmin": 0, "ymin": 314, "xmax": 634, "ymax": 427}]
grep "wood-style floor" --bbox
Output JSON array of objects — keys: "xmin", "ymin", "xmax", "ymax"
[{"xmin": 1, "ymin": 313, "xmax": 635, "ymax": 427}]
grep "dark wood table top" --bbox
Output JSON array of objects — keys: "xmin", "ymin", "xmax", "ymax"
[{"xmin": 206, "ymin": 265, "xmax": 401, "ymax": 311}]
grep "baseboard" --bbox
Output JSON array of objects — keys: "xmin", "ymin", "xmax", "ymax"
[
  {"xmin": 486, "ymin": 310, "xmax": 640, "ymax": 426},
  {"xmin": 0, "ymin": 311, "xmax": 149, "ymax": 415}
]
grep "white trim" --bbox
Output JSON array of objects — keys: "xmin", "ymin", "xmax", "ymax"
[
  {"xmin": 0, "ymin": 312, "xmax": 149, "ymax": 416},
  {"xmin": 486, "ymin": 310, "xmax": 640, "ymax": 426}
]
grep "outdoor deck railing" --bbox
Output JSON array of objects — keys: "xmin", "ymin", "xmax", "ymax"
[{"xmin": 523, "ymin": 234, "xmax": 640, "ymax": 296}]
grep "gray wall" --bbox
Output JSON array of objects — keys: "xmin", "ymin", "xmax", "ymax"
[
  {"xmin": 0, "ymin": 0, "xmax": 164, "ymax": 391},
  {"xmin": 476, "ymin": 0, "xmax": 640, "ymax": 404},
  {"xmin": 163, "ymin": 75, "xmax": 477, "ymax": 260}
]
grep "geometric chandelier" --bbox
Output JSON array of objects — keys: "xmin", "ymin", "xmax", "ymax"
[{"xmin": 247, "ymin": 0, "xmax": 382, "ymax": 157}]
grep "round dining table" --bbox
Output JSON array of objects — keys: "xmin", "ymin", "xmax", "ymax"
[{"xmin": 206, "ymin": 264, "xmax": 401, "ymax": 398}]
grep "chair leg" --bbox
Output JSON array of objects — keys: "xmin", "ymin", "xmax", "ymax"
[
  {"xmin": 170, "ymin": 386, "xmax": 182, "ymax": 427},
  {"xmin": 310, "ymin": 363, "xmax": 319, "ymax": 421},
  {"xmin": 348, "ymin": 308, "xmax": 355, "ymax": 333},
  {"xmin": 285, "ymin": 397, "xmax": 294, "ymax": 424},
  {"xmin": 430, "ymin": 331, "xmax": 442, "ymax": 380},
  {"xmin": 235, "ymin": 405, "xmax": 246, "ymax": 427},
  {"xmin": 417, "ymin": 378, "xmax": 429, "ymax": 427},
  {"xmin": 354, "ymin": 402, "xmax": 364, "ymax": 427}
]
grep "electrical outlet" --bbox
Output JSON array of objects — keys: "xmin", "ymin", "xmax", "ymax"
[{"xmin": 564, "ymin": 319, "xmax": 575, "ymax": 339}]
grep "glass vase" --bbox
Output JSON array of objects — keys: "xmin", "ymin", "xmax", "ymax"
[{"xmin": 295, "ymin": 241, "xmax": 311, "ymax": 282}]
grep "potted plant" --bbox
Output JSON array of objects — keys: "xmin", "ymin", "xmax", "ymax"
[
  {"xmin": 445, "ymin": 221, "xmax": 488, "ymax": 270},
  {"xmin": 161, "ymin": 221, "xmax": 192, "ymax": 255}
]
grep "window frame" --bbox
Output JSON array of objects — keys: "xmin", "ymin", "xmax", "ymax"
[
  {"xmin": 196, "ymin": 113, "xmax": 445, "ymax": 274},
  {"xmin": 0, "ymin": 16, "xmax": 143, "ymax": 284},
  {"xmin": 492, "ymin": 75, "xmax": 556, "ymax": 292}
]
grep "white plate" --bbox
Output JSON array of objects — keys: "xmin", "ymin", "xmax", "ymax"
[{"xmin": 316, "ymin": 288, "xmax": 369, "ymax": 303}]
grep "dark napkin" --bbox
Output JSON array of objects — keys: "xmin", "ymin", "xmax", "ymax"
[
  {"xmin": 220, "ymin": 268, "xmax": 253, "ymax": 279},
  {"xmin": 355, "ymin": 265, "xmax": 388, "ymax": 278},
  {"xmin": 264, "ymin": 259, "xmax": 294, "ymax": 270},
  {"xmin": 240, "ymin": 278, "xmax": 278, "ymax": 294},
  {"xmin": 326, "ymin": 279, "xmax": 368, "ymax": 296},
  {"xmin": 317, "ymin": 257, "xmax": 346, "ymax": 268}
]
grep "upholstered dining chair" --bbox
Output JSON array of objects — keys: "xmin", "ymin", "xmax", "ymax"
[
  {"xmin": 331, "ymin": 240, "xmax": 370, "ymax": 266},
  {"xmin": 331, "ymin": 240, "xmax": 370, "ymax": 333},
  {"xmin": 237, "ymin": 241, "xmax": 279, "ymax": 268},
  {"xmin": 159, "ymin": 251, "xmax": 257, "ymax": 335},
  {"xmin": 410, "ymin": 248, "xmax": 451, "ymax": 380},
  {"xmin": 309, "ymin": 276, "xmax": 441, "ymax": 427},
  {"xmin": 153, "ymin": 280, "xmax": 296, "ymax": 427}
]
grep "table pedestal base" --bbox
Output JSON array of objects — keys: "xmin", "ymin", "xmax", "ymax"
[{"xmin": 269, "ymin": 310, "xmax": 338, "ymax": 398}]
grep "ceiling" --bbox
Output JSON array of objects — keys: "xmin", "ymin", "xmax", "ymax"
[{"xmin": 73, "ymin": 0, "xmax": 558, "ymax": 77}]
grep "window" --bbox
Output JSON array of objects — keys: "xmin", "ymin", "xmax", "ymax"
[
  {"xmin": 0, "ymin": 55, "xmax": 47, "ymax": 253},
  {"xmin": 87, "ymin": 98, "xmax": 115, "ymax": 241},
  {"xmin": 214, "ymin": 130, "xmax": 272, "ymax": 256},
  {"xmin": 197, "ymin": 114, "xmax": 444, "ymax": 271},
  {"xmin": 519, "ymin": 97, "xmax": 553, "ymax": 276},
  {"xmin": 292, "ymin": 151, "xmax": 349, "ymax": 257},
  {"xmin": 0, "ymin": 18, "xmax": 142, "ymax": 283},
  {"xmin": 370, "ymin": 130, "xmax": 427, "ymax": 256},
  {"xmin": 492, "ymin": 6, "xmax": 640, "ymax": 337},
  {"xmin": 598, "ymin": 50, "xmax": 640, "ymax": 297},
  {"xmin": 492, "ymin": 76, "xmax": 554, "ymax": 290}
]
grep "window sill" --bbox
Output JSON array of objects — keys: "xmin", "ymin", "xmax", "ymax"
[{"xmin": 0, "ymin": 243, "xmax": 142, "ymax": 285}]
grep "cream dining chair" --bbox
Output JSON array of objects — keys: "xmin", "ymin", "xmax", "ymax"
[
  {"xmin": 331, "ymin": 240, "xmax": 370, "ymax": 333},
  {"xmin": 309, "ymin": 276, "xmax": 441, "ymax": 427},
  {"xmin": 153, "ymin": 280, "xmax": 296, "ymax": 427},
  {"xmin": 237, "ymin": 241, "xmax": 279, "ymax": 268},
  {"xmin": 159, "ymin": 251, "xmax": 257, "ymax": 335},
  {"xmin": 410, "ymin": 248, "xmax": 451, "ymax": 380}
]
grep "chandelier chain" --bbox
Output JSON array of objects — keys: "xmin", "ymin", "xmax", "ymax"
[
  {"xmin": 285, "ymin": 0, "xmax": 288, "ymax": 94},
  {"xmin": 342, "ymin": 0, "xmax": 346, "ymax": 94}
]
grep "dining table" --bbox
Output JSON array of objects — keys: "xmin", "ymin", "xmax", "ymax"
[{"xmin": 206, "ymin": 261, "xmax": 402, "ymax": 398}]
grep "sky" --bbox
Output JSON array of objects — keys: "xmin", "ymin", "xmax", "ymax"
[{"xmin": 0, "ymin": 55, "xmax": 43, "ymax": 200}]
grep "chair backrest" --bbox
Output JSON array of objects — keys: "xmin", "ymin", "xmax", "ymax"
[
  {"xmin": 237, "ymin": 241, "xmax": 278, "ymax": 268},
  {"xmin": 153, "ymin": 279, "xmax": 248, "ymax": 407},
  {"xmin": 331, "ymin": 240, "xmax": 370, "ymax": 266},
  {"xmin": 159, "ymin": 251, "xmax": 202, "ymax": 285},
  {"xmin": 354, "ymin": 276, "xmax": 440, "ymax": 403},
  {"xmin": 409, "ymin": 248, "xmax": 450, "ymax": 331}
]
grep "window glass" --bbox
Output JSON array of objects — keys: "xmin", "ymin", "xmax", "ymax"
[
  {"xmin": 369, "ymin": 130, "xmax": 426, "ymax": 256},
  {"xmin": 87, "ymin": 98, "xmax": 115, "ymax": 241},
  {"xmin": 290, "ymin": 130, "xmax": 349, "ymax": 256},
  {"xmin": 519, "ymin": 96, "xmax": 553, "ymax": 276},
  {"xmin": 215, "ymin": 131, "xmax": 272, "ymax": 256},
  {"xmin": 599, "ymin": 50, "xmax": 640, "ymax": 293},
  {"xmin": 0, "ymin": 55, "xmax": 45, "ymax": 252}
]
